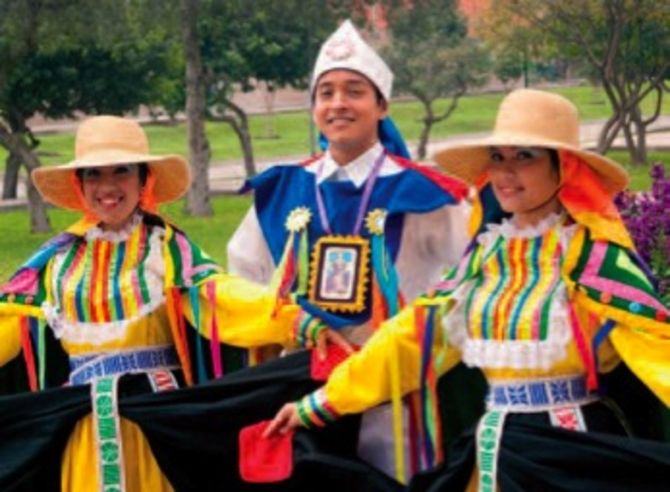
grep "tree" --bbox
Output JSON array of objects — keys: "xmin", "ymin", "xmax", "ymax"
[
  {"xmin": 0, "ymin": 0, "xmax": 179, "ymax": 231},
  {"xmin": 181, "ymin": 0, "xmax": 212, "ymax": 216},
  {"xmin": 480, "ymin": 0, "xmax": 670, "ymax": 166},
  {"xmin": 382, "ymin": 0, "xmax": 489, "ymax": 159},
  {"xmin": 200, "ymin": 0, "xmax": 341, "ymax": 178},
  {"xmin": 171, "ymin": 0, "xmax": 343, "ymax": 211}
]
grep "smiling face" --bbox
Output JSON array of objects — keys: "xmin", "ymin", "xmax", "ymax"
[
  {"xmin": 486, "ymin": 146, "xmax": 562, "ymax": 227},
  {"xmin": 312, "ymin": 69, "xmax": 388, "ymax": 165},
  {"xmin": 80, "ymin": 164, "xmax": 143, "ymax": 231}
]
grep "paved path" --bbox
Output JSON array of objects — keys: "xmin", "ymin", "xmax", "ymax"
[{"xmin": 2, "ymin": 116, "xmax": 669, "ymax": 211}]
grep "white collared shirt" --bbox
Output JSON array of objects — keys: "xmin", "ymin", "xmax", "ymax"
[{"xmin": 306, "ymin": 142, "xmax": 402, "ymax": 187}]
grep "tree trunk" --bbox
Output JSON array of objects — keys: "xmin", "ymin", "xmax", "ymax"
[
  {"xmin": 181, "ymin": 0, "xmax": 212, "ymax": 216},
  {"xmin": 0, "ymin": 126, "xmax": 51, "ymax": 233},
  {"xmin": 262, "ymin": 82, "xmax": 278, "ymax": 139},
  {"xmin": 596, "ymin": 112, "xmax": 623, "ymax": 154},
  {"xmin": 630, "ymin": 107, "xmax": 648, "ymax": 166},
  {"xmin": 26, "ymin": 174, "xmax": 51, "ymax": 233},
  {"xmin": 224, "ymin": 99, "xmax": 257, "ymax": 178},
  {"xmin": 417, "ymin": 118, "xmax": 434, "ymax": 160},
  {"xmin": 416, "ymin": 101, "xmax": 435, "ymax": 160},
  {"xmin": 2, "ymin": 152, "xmax": 21, "ymax": 199}
]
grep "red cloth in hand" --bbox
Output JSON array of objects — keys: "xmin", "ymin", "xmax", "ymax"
[
  {"xmin": 310, "ymin": 344, "xmax": 358, "ymax": 381},
  {"xmin": 239, "ymin": 420, "xmax": 294, "ymax": 483}
]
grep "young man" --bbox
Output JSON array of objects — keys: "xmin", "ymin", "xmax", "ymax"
[{"xmin": 227, "ymin": 20, "xmax": 472, "ymax": 478}]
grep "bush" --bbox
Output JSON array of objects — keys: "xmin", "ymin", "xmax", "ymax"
[{"xmin": 615, "ymin": 164, "xmax": 670, "ymax": 305}]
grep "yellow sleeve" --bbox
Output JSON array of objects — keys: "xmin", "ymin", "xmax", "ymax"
[
  {"xmin": 319, "ymin": 303, "xmax": 460, "ymax": 417},
  {"xmin": 0, "ymin": 303, "xmax": 42, "ymax": 366},
  {"xmin": 609, "ymin": 321, "xmax": 670, "ymax": 407},
  {"xmin": 181, "ymin": 273, "xmax": 299, "ymax": 348},
  {"xmin": 574, "ymin": 291, "xmax": 670, "ymax": 407}
]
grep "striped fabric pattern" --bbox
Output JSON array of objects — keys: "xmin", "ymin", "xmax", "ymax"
[
  {"xmin": 465, "ymin": 227, "xmax": 563, "ymax": 342},
  {"xmin": 51, "ymin": 222, "xmax": 158, "ymax": 324},
  {"xmin": 295, "ymin": 388, "xmax": 341, "ymax": 428}
]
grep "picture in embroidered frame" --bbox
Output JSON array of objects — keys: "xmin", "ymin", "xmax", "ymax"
[{"xmin": 308, "ymin": 236, "xmax": 369, "ymax": 312}]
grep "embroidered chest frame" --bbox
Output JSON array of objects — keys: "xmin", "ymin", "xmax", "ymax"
[{"xmin": 307, "ymin": 235, "xmax": 370, "ymax": 313}]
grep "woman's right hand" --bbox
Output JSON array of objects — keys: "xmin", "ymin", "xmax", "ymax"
[{"xmin": 263, "ymin": 403, "xmax": 302, "ymax": 438}]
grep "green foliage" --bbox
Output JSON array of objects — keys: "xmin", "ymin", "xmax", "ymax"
[
  {"xmin": 492, "ymin": 51, "xmax": 524, "ymax": 86},
  {"xmin": 383, "ymin": 0, "xmax": 488, "ymax": 104},
  {"xmin": 152, "ymin": 0, "xmax": 343, "ymax": 114},
  {"xmin": 3, "ymin": 44, "xmax": 176, "ymax": 120},
  {"xmin": 0, "ymin": 0, "xmax": 179, "ymax": 126}
]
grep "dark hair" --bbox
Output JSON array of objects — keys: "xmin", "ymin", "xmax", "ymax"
[
  {"xmin": 76, "ymin": 163, "xmax": 149, "ymax": 186},
  {"xmin": 311, "ymin": 71, "xmax": 387, "ymax": 108},
  {"xmin": 548, "ymin": 149, "xmax": 560, "ymax": 175}
]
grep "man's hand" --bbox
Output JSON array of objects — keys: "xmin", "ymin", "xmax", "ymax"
[{"xmin": 314, "ymin": 328, "xmax": 354, "ymax": 361}]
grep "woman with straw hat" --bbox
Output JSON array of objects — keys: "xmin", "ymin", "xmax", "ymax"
[
  {"xmin": 265, "ymin": 89, "xmax": 670, "ymax": 490},
  {"xmin": 0, "ymin": 115, "xmax": 344, "ymax": 491}
]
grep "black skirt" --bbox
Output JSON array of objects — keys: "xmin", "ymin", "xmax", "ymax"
[
  {"xmin": 411, "ymin": 404, "xmax": 670, "ymax": 492},
  {"xmin": 0, "ymin": 350, "xmax": 400, "ymax": 492},
  {"xmin": 1, "ymin": 351, "xmax": 668, "ymax": 492}
]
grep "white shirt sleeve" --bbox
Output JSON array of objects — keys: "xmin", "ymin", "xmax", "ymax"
[
  {"xmin": 394, "ymin": 200, "xmax": 472, "ymax": 302},
  {"xmin": 226, "ymin": 205, "xmax": 276, "ymax": 285}
]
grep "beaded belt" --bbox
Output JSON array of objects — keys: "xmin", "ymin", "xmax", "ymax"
[
  {"xmin": 69, "ymin": 345, "xmax": 179, "ymax": 385},
  {"xmin": 478, "ymin": 375, "xmax": 596, "ymax": 491},
  {"xmin": 486, "ymin": 375, "xmax": 597, "ymax": 411}
]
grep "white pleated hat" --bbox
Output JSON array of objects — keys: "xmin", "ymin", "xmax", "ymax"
[{"xmin": 311, "ymin": 19, "xmax": 393, "ymax": 101}]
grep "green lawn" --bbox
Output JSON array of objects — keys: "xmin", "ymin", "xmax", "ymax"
[{"xmin": 4, "ymin": 85, "xmax": 669, "ymax": 167}]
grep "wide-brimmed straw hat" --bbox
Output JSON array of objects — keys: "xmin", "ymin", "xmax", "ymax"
[
  {"xmin": 432, "ymin": 89, "xmax": 629, "ymax": 194},
  {"xmin": 32, "ymin": 115, "xmax": 191, "ymax": 211}
]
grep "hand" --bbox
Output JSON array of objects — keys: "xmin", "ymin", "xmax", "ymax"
[
  {"xmin": 314, "ymin": 328, "xmax": 354, "ymax": 361},
  {"xmin": 296, "ymin": 312, "xmax": 353, "ymax": 360},
  {"xmin": 263, "ymin": 403, "xmax": 302, "ymax": 439}
]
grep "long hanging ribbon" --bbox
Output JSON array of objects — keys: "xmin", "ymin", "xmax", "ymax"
[
  {"xmin": 207, "ymin": 282, "xmax": 224, "ymax": 378},
  {"xmin": 37, "ymin": 319, "xmax": 46, "ymax": 390},
  {"xmin": 407, "ymin": 392, "xmax": 422, "ymax": 474},
  {"xmin": 296, "ymin": 229, "xmax": 310, "ymax": 296},
  {"xmin": 278, "ymin": 238, "xmax": 297, "ymax": 297},
  {"xmin": 370, "ymin": 278, "xmax": 387, "ymax": 330},
  {"xmin": 314, "ymin": 151, "xmax": 386, "ymax": 235},
  {"xmin": 389, "ymin": 325, "xmax": 407, "ymax": 484},
  {"xmin": 189, "ymin": 286, "xmax": 208, "ymax": 384},
  {"xmin": 419, "ymin": 306, "xmax": 438, "ymax": 467},
  {"xmin": 567, "ymin": 302, "xmax": 598, "ymax": 390},
  {"xmin": 371, "ymin": 234, "xmax": 400, "ymax": 316},
  {"xmin": 19, "ymin": 316, "xmax": 38, "ymax": 392},
  {"xmin": 166, "ymin": 287, "xmax": 193, "ymax": 386}
]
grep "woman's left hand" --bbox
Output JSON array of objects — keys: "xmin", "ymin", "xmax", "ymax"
[{"xmin": 263, "ymin": 403, "xmax": 302, "ymax": 438}]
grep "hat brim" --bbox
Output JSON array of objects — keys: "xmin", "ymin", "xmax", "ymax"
[
  {"xmin": 32, "ymin": 151, "xmax": 191, "ymax": 211},
  {"xmin": 432, "ymin": 134, "xmax": 629, "ymax": 195}
]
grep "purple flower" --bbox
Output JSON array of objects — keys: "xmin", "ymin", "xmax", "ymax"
[{"xmin": 615, "ymin": 164, "xmax": 670, "ymax": 304}]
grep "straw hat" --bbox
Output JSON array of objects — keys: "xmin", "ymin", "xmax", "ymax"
[
  {"xmin": 32, "ymin": 116, "xmax": 191, "ymax": 211},
  {"xmin": 311, "ymin": 19, "xmax": 393, "ymax": 101},
  {"xmin": 432, "ymin": 89, "xmax": 629, "ymax": 194}
]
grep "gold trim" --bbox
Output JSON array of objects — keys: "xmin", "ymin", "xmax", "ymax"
[{"xmin": 307, "ymin": 235, "xmax": 370, "ymax": 313}]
